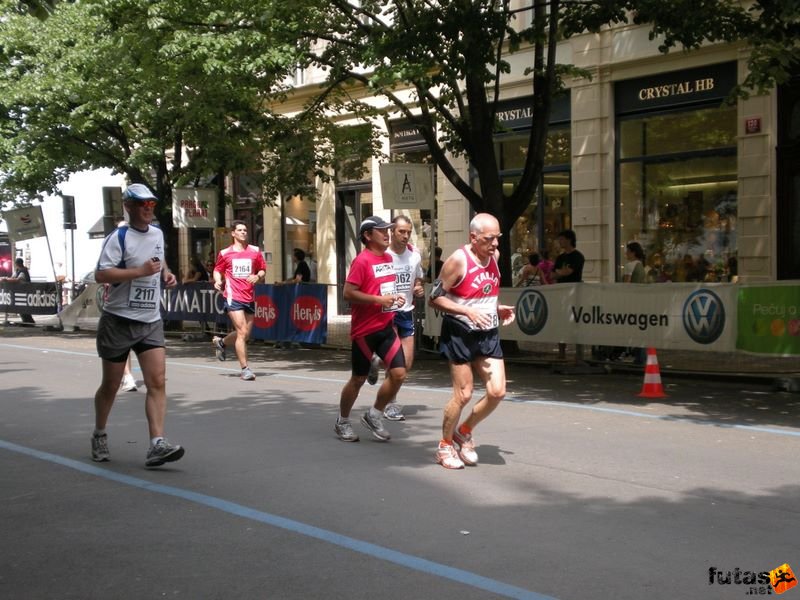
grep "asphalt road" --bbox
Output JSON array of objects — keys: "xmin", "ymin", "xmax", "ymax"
[{"xmin": 1, "ymin": 329, "xmax": 798, "ymax": 600}]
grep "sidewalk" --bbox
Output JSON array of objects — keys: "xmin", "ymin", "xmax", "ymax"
[{"xmin": 7, "ymin": 312, "xmax": 799, "ymax": 382}]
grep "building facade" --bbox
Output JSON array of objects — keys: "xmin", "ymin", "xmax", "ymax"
[{"xmin": 254, "ymin": 23, "xmax": 794, "ymax": 315}]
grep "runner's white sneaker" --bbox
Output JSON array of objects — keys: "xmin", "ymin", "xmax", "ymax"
[
  {"xmin": 119, "ymin": 373, "xmax": 137, "ymax": 392},
  {"xmin": 383, "ymin": 403, "xmax": 405, "ymax": 421},
  {"xmin": 435, "ymin": 443, "xmax": 464, "ymax": 469},
  {"xmin": 91, "ymin": 433, "xmax": 110, "ymax": 462},
  {"xmin": 334, "ymin": 418, "xmax": 360, "ymax": 442},
  {"xmin": 212, "ymin": 336, "xmax": 226, "ymax": 361},
  {"xmin": 145, "ymin": 439, "xmax": 185, "ymax": 467},
  {"xmin": 361, "ymin": 410, "xmax": 390, "ymax": 441},
  {"xmin": 453, "ymin": 429, "xmax": 479, "ymax": 466}
]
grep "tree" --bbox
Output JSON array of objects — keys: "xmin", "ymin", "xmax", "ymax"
[
  {"xmin": 272, "ymin": 0, "xmax": 799, "ymax": 283},
  {"xmin": 0, "ymin": 0, "xmax": 310, "ymax": 264}
]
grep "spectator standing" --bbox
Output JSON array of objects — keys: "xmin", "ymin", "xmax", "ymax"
[
  {"xmin": 2, "ymin": 258, "xmax": 35, "ymax": 324},
  {"xmin": 183, "ymin": 257, "xmax": 210, "ymax": 283},
  {"xmin": 211, "ymin": 220, "xmax": 267, "ymax": 381},
  {"xmin": 278, "ymin": 248, "xmax": 311, "ymax": 284},
  {"xmin": 619, "ymin": 241, "xmax": 646, "ymax": 364},
  {"xmin": 91, "ymin": 183, "xmax": 183, "ymax": 467},
  {"xmin": 623, "ymin": 242, "xmax": 646, "ymax": 283},
  {"xmin": 538, "ymin": 250, "xmax": 554, "ymax": 284},
  {"xmin": 334, "ymin": 216, "xmax": 408, "ymax": 443},
  {"xmin": 429, "ymin": 213, "xmax": 516, "ymax": 469},
  {"xmin": 515, "ymin": 253, "xmax": 548, "ymax": 287},
  {"xmin": 552, "ymin": 229, "xmax": 584, "ymax": 283}
]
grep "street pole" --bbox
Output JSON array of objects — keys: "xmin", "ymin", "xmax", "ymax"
[{"xmin": 69, "ymin": 227, "xmax": 75, "ymax": 303}]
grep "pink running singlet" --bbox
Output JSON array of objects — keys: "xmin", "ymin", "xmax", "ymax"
[
  {"xmin": 347, "ymin": 249, "xmax": 397, "ymax": 339},
  {"xmin": 215, "ymin": 244, "xmax": 267, "ymax": 304},
  {"xmin": 445, "ymin": 245, "xmax": 501, "ymax": 330}
]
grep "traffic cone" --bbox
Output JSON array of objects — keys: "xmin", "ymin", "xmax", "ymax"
[{"xmin": 637, "ymin": 347, "xmax": 667, "ymax": 398}]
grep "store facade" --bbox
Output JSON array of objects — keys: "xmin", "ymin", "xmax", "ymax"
[
  {"xmin": 615, "ymin": 62, "xmax": 739, "ymax": 282},
  {"xmin": 258, "ymin": 24, "xmax": 785, "ymax": 299}
]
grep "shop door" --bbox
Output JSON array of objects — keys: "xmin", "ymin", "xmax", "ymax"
[{"xmin": 777, "ymin": 75, "xmax": 800, "ymax": 280}]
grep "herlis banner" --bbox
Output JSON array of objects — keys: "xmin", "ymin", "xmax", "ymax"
[{"xmin": 2, "ymin": 205, "xmax": 47, "ymax": 242}]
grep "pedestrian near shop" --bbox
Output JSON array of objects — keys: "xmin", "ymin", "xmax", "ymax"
[
  {"xmin": 623, "ymin": 241, "xmax": 646, "ymax": 283},
  {"xmin": 2, "ymin": 258, "xmax": 35, "ymax": 324},
  {"xmin": 619, "ymin": 241, "xmax": 647, "ymax": 364},
  {"xmin": 552, "ymin": 229, "xmax": 585, "ymax": 283},
  {"xmin": 334, "ymin": 216, "xmax": 407, "ymax": 443},
  {"xmin": 515, "ymin": 252, "xmax": 548, "ymax": 287},
  {"xmin": 538, "ymin": 250, "xmax": 554, "ymax": 284},
  {"xmin": 91, "ymin": 183, "xmax": 184, "ymax": 467},
  {"xmin": 429, "ymin": 213, "xmax": 516, "ymax": 469},
  {"xmin": 211, "ymin": 220, "xmax": 266, "ymax": 381},
  {"xmin": 277, "ymin": 248, "xmax": 311, "ymax": 284},
  {"xmin": 367, "ymin": 215, "xmax": 425, "ymax": 421}
]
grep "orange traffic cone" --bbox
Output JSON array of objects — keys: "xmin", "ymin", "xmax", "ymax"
[{"xmin": 637, "ymin": 347, "xmax": 667, "ymax": 398}]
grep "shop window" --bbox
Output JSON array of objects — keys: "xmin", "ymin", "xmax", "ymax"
[
  {"xmin": 618, "ymin": 105, "xmax": 737, "ymax": 282},
  {"xmin": 282, "ymin": 194, "xmax": 318, "ymax": 281},
  {"xmin": 499, "ymin": 124, "xmax": 571, "ymax": 281}
]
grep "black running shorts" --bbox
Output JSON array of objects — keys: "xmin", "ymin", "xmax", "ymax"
[
  {"xmin": 351, "ymin": 323, "xmax": 406, "ymax": 376},
  {"xmin": 439, "ymin": 315, "xmax": 503, "ymax": 364},
  {"xmin": 96, "ymin": 312, "xmax": 165, "ymax": 362}
]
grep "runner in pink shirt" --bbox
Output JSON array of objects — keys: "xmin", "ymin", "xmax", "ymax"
[
  {"xmin": 211, "ymin": 220, "xmax": 266, "ymax": 381},
  {"xmin": 334, "ymin": 216, "xmax": 408, "ymax": 443}
]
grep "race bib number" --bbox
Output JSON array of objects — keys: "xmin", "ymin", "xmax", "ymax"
[
  {"xmin": 395, "ymin": 270, "xmax": 412, "ymax": 293},
  {"xmin": 128, "ymin": 276, "xmax": 159, "ymax": 310},
  {"xmin": 380, "ymin": 281, "xmax": 398, "ymax": 312},
  {"xmin": 231, "ymin": 258, "xmax": 252, "ymax": 279},
  {"xmin": 473, "ymin": 305, "xmax": 499, "ymax": 330},
  {"xmin": 482, "ymin": 312, "xmax": 500, "ymax": 330}
]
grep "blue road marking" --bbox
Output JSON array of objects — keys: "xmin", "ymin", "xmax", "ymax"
[{"xmin": 0, "ymin": 439, "xmax": 558, "ymax": 600}]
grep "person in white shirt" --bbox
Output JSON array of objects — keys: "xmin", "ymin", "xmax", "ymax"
[
  {"xmin": 367, "ymin": 215, "xmax": 424, "ymax": 422},
  {"xmin": 91, "ymin": 184, "xmax": 183, "ymax": 467}
]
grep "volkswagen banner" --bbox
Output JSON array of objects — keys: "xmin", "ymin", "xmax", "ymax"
[{"xmin": 424, "ymin": 282, "xmax": 739, "ymax": 352}]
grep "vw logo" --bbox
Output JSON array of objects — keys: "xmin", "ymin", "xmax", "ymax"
[
  {"xmin": 682, "ymin": 288, "xmax": 725, "ymax": 344},
  {"xmin": 516, "ymin": 289, "xmax": 548, "ymax": 336}
]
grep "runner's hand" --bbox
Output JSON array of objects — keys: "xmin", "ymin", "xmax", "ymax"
[
  {"xmin": 379, "ymin": 294, "xmax": 404, "ymax": 309},
  {"xmin": 499, "ymin": 304, "xmax": 515, "ymax": 326},
  {"xmin": 466, "ymin": 308, "xmax": 493, "ymax": 329},
  {"xmin": 163, "ymin": 272, "xmax": 177, "ymax": 288}
]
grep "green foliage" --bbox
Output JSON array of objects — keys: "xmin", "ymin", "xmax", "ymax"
[
  {"xmin": 1, "ymin": 0, "xmax": 798, "ymax": 234},
  {"xmin": 0, "ymin": 0, "xmax": 305, "ymax": 208}
]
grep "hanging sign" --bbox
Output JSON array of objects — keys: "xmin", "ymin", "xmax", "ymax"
[
  {"xmin": 378, "ymin": 163, "xmax": 435, "ymax": 210},
  {"xmin": 2, "ymin": 205, "xmax": 47, "ymax": 242}
]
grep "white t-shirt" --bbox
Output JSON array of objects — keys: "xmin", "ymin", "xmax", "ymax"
[
  {"xmin": 96, "ymin": 225, "xmax": 165, "ymax": 323},
  {"xmin": 624, "ymin": 259, "xmax": 645, "ymax": 283},
  {"xmin": 387, "ymin": 244, "xmax": 423, "ymax": 313}
]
